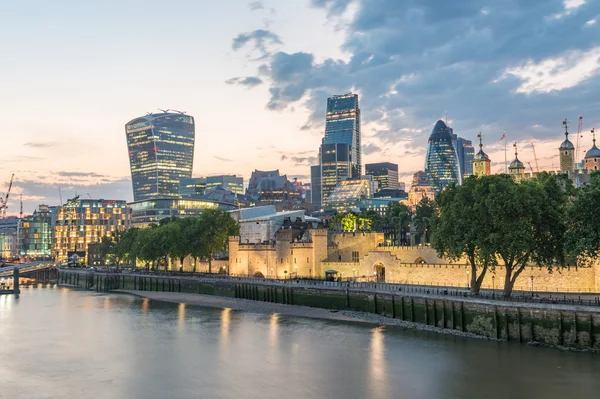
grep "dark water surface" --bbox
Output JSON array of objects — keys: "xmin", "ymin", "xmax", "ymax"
[{"xmin": 1, "ymin": 288, "xmax": 599, "ymax": 399}]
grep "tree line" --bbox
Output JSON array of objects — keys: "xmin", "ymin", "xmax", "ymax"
[
  {"xmin": 431, "ymin": 171, "xmax": 600, "ymax": 297},
  {"xmin": 99, "ymin": 209, "xmax": 239, "ymax": 273}
]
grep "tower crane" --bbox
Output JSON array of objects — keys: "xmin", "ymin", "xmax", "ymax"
[
  {"xmin": 0, "ymin": 174, "xmax": 15, "ymax": 218},
  {"xmin": 527, "ymin": 162, "xmax": 535, "ymax": 174},
  {"xmin": 530, "ymin": 140, "xmax": 540, "ymax": 173}
]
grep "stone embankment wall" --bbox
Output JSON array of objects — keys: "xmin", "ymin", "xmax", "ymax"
[{"xmin": 59, "ymin": 270, "xmax": 600, "ymax": 352}]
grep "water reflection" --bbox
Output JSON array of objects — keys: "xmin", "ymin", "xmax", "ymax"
[{"xmin": 1, "ymin": 289, "xmax": 600, "ymax": 399}]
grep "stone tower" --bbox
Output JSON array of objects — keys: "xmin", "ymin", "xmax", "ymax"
[
  {"xmin": 509, "ymin": 142, "xmax": 525, "ymax": 182},
  {"xmin": 559, "ymin": 119, "xmax": 575, "ymax": 176},
  {"xmin": 473, "ymin": 133, "xmax": 491, "ymax": 177},
  {"xmin": 584, "ymin": 128, "xmax": 600, "ymax": 172}
]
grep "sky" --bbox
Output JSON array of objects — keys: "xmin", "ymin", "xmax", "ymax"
[{"xmin": 1, "ymin": 0, "xmax": 599, "ymax": 215}]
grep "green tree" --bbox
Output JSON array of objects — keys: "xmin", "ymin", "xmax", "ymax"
[
  {"xmin": 386, "ymin": 202, "xmax": 411, "ymax": 245},
  {"xmin": 198, "ymin": 209, "xmax": 240, "ymax": 273},
  {"xmin": 566, "ymin": 170, "xmax": 600, "ymax": 266},
  {"xmin": 115, "ymin": 228, "xmax": 140, "ymax": 266},
  {"xmin": 341, "ymin": 213, "xmax": 358, "ymax": 231},
  {"xmin": 98, "ymin": 236, "xmax": 116, "ymax": 265},
  {"xmin": 414, "ymin": 197, "xmax": 435, "ymax": 244},
  {"xmin": 486, "ymin": 174, "xmax": 567, "ymax": 297},
  {"xmin": 431, "ymin": 177, "xmax": 496, "ymax": 293}
]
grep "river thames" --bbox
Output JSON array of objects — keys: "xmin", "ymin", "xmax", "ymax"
[{"xmin": 1, "ymin": 288, "xmax": 599, "ymax": 399}]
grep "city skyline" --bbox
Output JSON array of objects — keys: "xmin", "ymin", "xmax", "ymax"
[{"xmin": 1, "ymin": 0, "xmax": 600, "ymax": 214}]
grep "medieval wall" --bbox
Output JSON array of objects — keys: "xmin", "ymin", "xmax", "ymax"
[{"xmin": 326, "ymin": 232, "xmax": 384, "ymax": 262}]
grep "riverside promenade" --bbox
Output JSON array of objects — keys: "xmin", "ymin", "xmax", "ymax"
[{"xmin": 58, "ymin": 269, "xmax": 600, "ymax": 352}]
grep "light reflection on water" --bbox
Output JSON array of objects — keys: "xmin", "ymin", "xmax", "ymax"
[{"xmin": 1, "ymin": 288, "xmax": 599, "ymax": 399}]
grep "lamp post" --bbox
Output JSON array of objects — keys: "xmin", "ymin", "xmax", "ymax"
[
  {"xmin": 492, "ymin": 275, "xmax": 495, "ymax": 298},
  {"xmin": 530, "ymin": 275, "xmax": 534, "ymax": 297},
  {"xmin": 466, "ymin": 269, "xmax": 469, "ymax": 289}
]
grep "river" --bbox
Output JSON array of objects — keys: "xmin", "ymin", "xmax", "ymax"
[{"xmin": 1, "ymin": 287, "xmax": 599, "ymax": 399}]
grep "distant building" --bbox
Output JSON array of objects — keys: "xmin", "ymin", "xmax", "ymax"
[
  {"xmin": 53, "ymin": 198, "xmax": 131, "ymax": 263},
  {"xmin": 473, "ymin": 134, "xmax": 491, "ymax": 177},
  {"xmin": 365, "ymin": 162, "xmax": 400, "ymax": 191},
  {"xmin": 19, "ymin": 204, "xmax": 57, "ymax": 258},
  {"xmin": 323, "ymin": 93, "xmax": 361, "ymax": 177},
  {"xmin": 320, "ymin": 143, "xmax": 352, "ymax": 204},
  {"xmin": 425, "ymin": 120, "xmax": 461, "ymax": 190},
  {"xmin": 559, "ymin": 122, "xmax": 576, "ymax": 175},
  {"xmin": 406, "ymin": 171, "xmax": 436, "ymax": 208},
  {"xmin": 310, "ymin": 165, "xmax": 322, "ymax": 210},
  {"xmin": 246, "ymin": 169, "xmax": 302, "ymax": 205},
  {"xmin": 453, "ymin": 134, "xmax": 474, "ymax": 178},
  {"xmin": 125, "ymin": 111, "xmax": 195, "ymax": 201},
  {"xmin": 206, "ymin": 175, "xmax": 244, "ymax": 195},
  {"xmin": 374, "ymin": 189, "xmax": 408, "ymax": 200},
  {"xmin": 179, "ymin": 177, "xmax": 206, "ymax": 197},
  {"xmin": 128, "ymin": 198, "xmax": 236, "ymax": 227},
  {"xmin": 324, "ymin": 178, "xmax": 374, "ymax": 212}
]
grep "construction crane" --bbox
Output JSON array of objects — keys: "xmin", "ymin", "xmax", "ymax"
[
  {"xmin": 575, "ymin": 115, "xmax": 583, "ymax": 161},
  {"xmin": 0, "ymin": 174, "xmax": 15, "ymax": 218},
  {"xmin": 530, "ymin": 140, "xmax": 540, "ymax": 173},
  {"xmin": 527, "ymin": 162, "xmax": 535, "ymax": 174}
]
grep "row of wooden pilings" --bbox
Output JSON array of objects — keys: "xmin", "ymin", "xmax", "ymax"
[{"xmin": 234, "ymin": 284, "xmax": 295, "ymax": 305}]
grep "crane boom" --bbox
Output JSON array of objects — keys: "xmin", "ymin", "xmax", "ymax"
[
  {"xmin": 530, "ymin": 141, "xmax": 540, "ymax": 173},
  {"xmin": 1, "ymin": 174, "xmax": 14, "ymax": 218}
]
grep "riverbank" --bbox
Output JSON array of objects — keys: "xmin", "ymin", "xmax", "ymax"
[{"xmin": 115, "ymin": 289, "xmax": 492, "ymax": 340}]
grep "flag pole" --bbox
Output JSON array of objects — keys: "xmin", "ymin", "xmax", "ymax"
[{"xmin": 504, "ymin": 129, "xmax": 508, "ymax": 174}]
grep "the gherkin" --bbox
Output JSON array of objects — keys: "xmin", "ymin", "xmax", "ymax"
[{"xmin": 425, "ymin": 120, "xmax": 461, "ymax": 191}]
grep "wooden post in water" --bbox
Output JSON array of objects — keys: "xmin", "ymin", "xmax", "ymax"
[{"xmin": 13, "ymin": 268, "xmax": 20, "ymax": 295}]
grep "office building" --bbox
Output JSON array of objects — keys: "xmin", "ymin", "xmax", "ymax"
[
  {"xmin": 125, "ymin": 111, "xmax": 195, "ymax": 201},
  {"xmin": 453, "ymin": 134, "xmax": 474, "ymax": 178},
  {"xmin": 365, "ymin": 162, "xmax": 400, "ymax": 191},
  {"xmin": 324, "ymin": 178, "xmax": 373, "ymax": 212},
  {"xmin": 310, "ymin": 165, "xmax": 322, "ymax": 210},
  {"xmin": 425, "ymin": 120, "xmax": 461, "ymax": 190},
  {"xmin": 323, "ymin": 93, "xmax": 361, "ymax": 177},
  {"xmin": 19, "ymin": 204, "xmax": 57, "ymax": 258},
  {"xmin": 179, "ymin": 177, "xmax": 206, "ymax": 197},
  {"xmin": 53, "ymin": 198, "xmax": 131, "ymax": 263},
  {"xmin": 246, "ymin": 170, "xmax": 301, "ymax": 204},
  {"xmin": 206, "ymin": 175, "xmax": 244, "ymax": 195},
  {"xmin": 320, "ymin": 143, "xmax": 352, "ymax": 203},
  {"xmin": 128, "ymin": 198, "xmax": 237, "ymax": 227}
]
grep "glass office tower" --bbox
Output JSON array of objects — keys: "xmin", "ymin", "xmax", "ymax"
[
  {"xmin": 365, "ymin": 162, "xmax": 400, "ymax": 191},
  {"xmin": 125, "ymin": 111, "xmax": 195, "ymax": 201},
  {"xmin": 320, "ymin": 143, "xmax": 352, "ymax": 203},
  {"xmin": 323, "ymin": 93, "xmax": 361, "ymax": 178},
  {"xmin": 425, "ymin": 120, "xmax": 461, "ymax": 190},
  {"xmin": 452, "ymin": 133, "xmax": 475, "ymax": 179}
]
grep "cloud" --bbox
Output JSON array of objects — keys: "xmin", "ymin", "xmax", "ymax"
[
  {"xmin": 498, "ymin": 46, "xmax": 600, "ymax": 94},
  {"xmin": 55, "ymin": 171, "xmax": 107, "ymax": 178},
  {"xmin": 230, "ymin": 0, "xmax": 600, "ymax": 163},
  {"xmin": 248, "ymin": 1, "xmax": 264, "ymax": 11},
  {"xmin": 24, "ymin": 141, "xmax": 56, "ymax": 148},
  {"xmin": 225, "ymin": 76, "xmax": 263, "ymax": 87},
  {"xmin": 362, "ymin": 143, "xmax": 381, "ymax": 155},
  {"xmin": 289, "ymin": 156, "xmax": 318, "ymax": 165},
  {"xmin": 214, "ymin": 156, "xmax": 233, "ymax": 162},
  {"xmin": 232, "ymin": 29, "xmax": 282, "ymax": 58},
  {"xmin": 280, "ymin": 154, "xmax": 288, "ymax": 161}
]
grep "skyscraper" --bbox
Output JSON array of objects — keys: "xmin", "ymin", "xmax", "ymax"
[
  {"xmin": 125, "ymin": 111, "xmax": 195, "ymax": 201},
  {"xmin": 453, "ymin": 134, "xmax": 474, "ymax": 178},
  {"xmin": 365, "ymin": 162, "xmax": 400, "ymax": 191},
  {"xmin": 310, "ymin": 165, "xmax": 322, "ymax": 211},
  {"xmin": 425, "ymin": 120, "xmax": 461, "ymax": 190},
  {"xmin": 320, "ymin": 143, "xmax": 352, "ymax": 203},
  {"xmin": 323, "ymin": 93, "xmax": 361, "ymax": 177}
]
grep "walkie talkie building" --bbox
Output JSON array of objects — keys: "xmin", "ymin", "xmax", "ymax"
[{"xmin": 125, "ymin": 111, "xmax": 195, "ymax": 201}]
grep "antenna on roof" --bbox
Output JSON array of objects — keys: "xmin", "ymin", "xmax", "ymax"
[{"xmin": 158, "ymin": 108, "xmax": 168, "ymax": 113}]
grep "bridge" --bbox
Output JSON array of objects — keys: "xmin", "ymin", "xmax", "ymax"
[{"xmin": 0, "ymin": 262, "xmax": 58, "ymax": 295}]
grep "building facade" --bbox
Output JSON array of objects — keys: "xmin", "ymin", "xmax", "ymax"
[
  {"xmin": 320, "ymin": 143, "xmax": 352, "ymax": 204},
  {"xmin": 19, "ymin": 204, "xmax": 57, "ymax": 258},
  {"xmin": 125, "ymin": 111, "xmax": 195, "ymax": 201},
  {"xmin": 584, "ymin": 129, "xmax": 600, "ymax": 172},
  {"xmin": 453, "ymin": 135, "xmax": 474, "ymax": 178},
  {"xmin": 53, "ymin": 198, "xmax": 131, "ymax": 263},
  {"xmin": 323, "ymin": 93, "xmax": 361, "ymax": 178},
  {"xmin": 406, "ymin": 171, "xmax": 437, "ymax": 208},
  {"xmin": 425, "ymin": 120, "xmax": 461, "ymax": 190},
  {"xmin": 206, "ymin": 175, "xmax": 244, "ymax": 195},
  {"xmin": 473, "ymin": 134, "xmax": 491, "ymax": 177},
  {"xmin": 128, "ymin": 198, "xmax": 235, "ymax": 227},
  {"xmin": 310, "ymin": 165, "xmax": 322, "ymax": 211},
  {"xmin": 365, "ymin": 162, "xmax": 400, "ymax": 191},
  {"xmin": 179, "ymin": 177, "xmax": 206, "ymax": 197},
  {"xmin": 559, "ymin": 123, "xmax": 576, "ymax": 175},
  {"xmin": 508, "ymin": 143, "xmax": 526, "ymax": 182}
]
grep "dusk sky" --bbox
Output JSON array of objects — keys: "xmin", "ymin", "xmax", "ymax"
[{"xmin": 1, "ymin": 0, "xmax": 600, "ymax": 214}]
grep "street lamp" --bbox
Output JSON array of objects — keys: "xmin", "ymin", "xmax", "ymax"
[
  {"xmin": 492, "ymin": 275, "xmax": 495, "ymax": 298},
  {"xmin": 530, "ymin": 275, "xmax": 534, "ymax": 297}
]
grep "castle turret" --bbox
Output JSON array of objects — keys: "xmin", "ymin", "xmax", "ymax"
[
  {"xmin": 472, "ymin": 133, "xmax": 491, "ymax": 177},
  {"xmin": 509, "ymin": 142, "xmax": 525, "ymax": 182},
  {"xmin": 584, "ymin": 128, "xmax": 600, "ymax": 172},
  {"xmin": 559, "ymin": 119, "xmax": 575, "ymax": 175}
]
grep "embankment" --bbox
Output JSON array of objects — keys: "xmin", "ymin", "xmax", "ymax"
[{"xmin": 58, "ymin": 270, "xmax": 600, "ymax": 352}]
